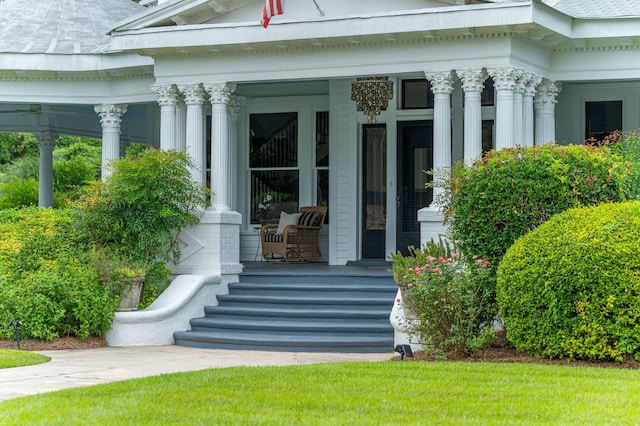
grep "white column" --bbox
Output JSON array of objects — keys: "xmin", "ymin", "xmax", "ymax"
[
  {"xmin": 175, "ymin": 94, "xmax": 187, "ymax": 152},
  {"xmin": 35, "ymin": 132, "xmax": 56, "ymax": 207},
  {"xmin": 457, "ymin": 68, "xmax": 486, "ymax": 163},
  {"xmin": 425, "ymin": 70, "xmax": 455, "ymax": 206},
  {"xmin": 535, "ymin": 80, "xmax": 562, "ymax": 145},
  {"xmin": 178, "ymin": 84, "xmax": 206, "ymax": 185},
  {"xmin": 523, "ymin": 73, "xmax": 542, "ymax": 147},
  {"xmin": 228, "ymin": 95, "xmax": 245, "ymax": 211},
  {"xmin": 488, "ymin": 67, "xmax": 518, "ymax": 150},
  {"xmin": 94, "ymin": 104, "xmax": 127, "ymax": 180},
  {"xmin": 513, "ymin": 70, "xmax": 525, "ymax": 146},
  {"xmin": 151, "ymin": 84, "xmax": 178, "ymax": 151},
  {"xmin": 205, "ymin": 82, "xmax": 237, "ymax": 210}
]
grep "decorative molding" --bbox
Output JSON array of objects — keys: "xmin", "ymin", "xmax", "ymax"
[
  {"xmin": 94, "ymin": 104, "xmax": 128, "ymax": 129},
  {"xmin": 535, "ymin": 80, "xmax": 562, "ymax": 109},
  {"xmin": 457, "ymin": 68, "xmax": 487, "ymax": 93},
  {"xmin": 178, "ymin": 83, "xmax": 206, "ymax": 105},
  {"xmin": 204, "ymin": 82, "xmax": 237, "ymax": 104},
  {"xmin": 424, "ymin": 70, "xmax": 455, "ymax": 95},
  {"xmin": 487, "ymin": 67, "xmax": 519, "ymax": 92},
  {"xmin": 151, "ymin": 84, "xmax": 179, "ymax": 106}
]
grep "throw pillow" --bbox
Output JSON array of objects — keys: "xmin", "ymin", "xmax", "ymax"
[{"xmin": 276, "ymin": 212, "xmax": 302, "ymax": 234}]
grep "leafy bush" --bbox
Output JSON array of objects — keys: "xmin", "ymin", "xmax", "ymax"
[
  {"xmin": 0, "ymin": 208, "xmax": 118, "ymax": 340},
  {"xmin": 497, "ymin": 201, "xmax": 640, "ymax": 361},
  {"xmin": 0, "ymin": 177, "xmax": 38, "ymax": 209},
  {"xmin": 441, "ymin": 144, "xmax": 630, "ymax": 266},
  {"xmin": 607, "ymin": 130, "xmax": 640, "ymax": 200},
  {"xmin": 391, "ymin": 239, "xmax": 496, "ymax": 356},
  {"xmin": 395, "ymin": 250, "xmax": 496, "ymax": 356}
]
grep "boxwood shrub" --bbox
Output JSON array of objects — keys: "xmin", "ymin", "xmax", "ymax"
[
  {"xmin": 497, "ymin": 201, "xmax": 640, "ymax": 361},
  {"xmin": 0, "ymin": 208, "xmax": 119, "ymax": 340},
  {"xmin": 442, "ymin": 144, "xmax": 629, "ymax": 266}
]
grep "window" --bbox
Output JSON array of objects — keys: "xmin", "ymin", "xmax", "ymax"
[
  {"xmin": 248, "ymin": 110, "xmax": 329, "ymax": 224},
  {"xmin": 481, "ymin": 79, "xmax": 495, "ymax": 106},
  {"xmin": 585, "ymin": 101, "xmax": 622, "ymax": 142},
  {"xmin": 250, "ymin": 112, "xmax": 299, "ymax": 222},
  {"xmin": 401, "ymin": 79, "xmax": 434, "ymax": 109}
]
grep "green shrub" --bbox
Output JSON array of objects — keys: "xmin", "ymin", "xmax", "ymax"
[
  {"xmin": 608, "ymin": 131, "xmax": 640, "ymax": 200},
  {"xmin": 497, "ymin": 201, "xmax": 640, "ymax": 361},
  {"xmin": 391, "ymin": 239, "xmax": 496, "ymax": 356},
  {"xmin": 0, "ymin": 208, "xmax": 118, "ymax": 340},
  {"xmin": 441, "ymin": 143, "xmax": 630, "ymax": 266},
  {"xmin": 0, "ymin": 177, "xmax": 38, "ymax": 209},
  {"xmin": 396, "ymin": 251, "xmax": 496, "ymax": 356}
]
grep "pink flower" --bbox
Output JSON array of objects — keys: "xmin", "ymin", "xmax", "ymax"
[
  {"xmin": 454, "ymin": 270, "xmax": 462, "ymax": 274},
  {"xmin": 407, "ymin": 283, "xmax": 414, "ymax": 288},
  {"xmin": 427, "ymin": 256, "xmax": 436, "ymax": 262},
  {"xmin": 432, "ymin": 267, "xmax": 440, "ymax": 272},
  {"xmin": 453, "ymin": 252, "xmax": 459, "ymax": 259},
  {"xmin": 438, "ymin": 256, "xmax": 445, "ymax": 262},
  {"xmin": 472, "ymin": 255, "xmax": 479, "ymax": 260}
]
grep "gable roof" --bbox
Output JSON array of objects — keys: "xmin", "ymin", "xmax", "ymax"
[
  {"xmin": 0, "ymin": 0, "xmax": 146, "ymax": 54},
  {"xmin": 543, "ymin": 0, "xmax": 640, "ymax": 18}
]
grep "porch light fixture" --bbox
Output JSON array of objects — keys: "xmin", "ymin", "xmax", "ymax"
[{"xmin": 351, "ymin": 76, "xmax": 394, "ymax": 123}]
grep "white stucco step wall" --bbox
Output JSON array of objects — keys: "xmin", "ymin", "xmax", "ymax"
[{"xmin": 106, "ymin": 274, "xmax": 235, "ymax": 347}]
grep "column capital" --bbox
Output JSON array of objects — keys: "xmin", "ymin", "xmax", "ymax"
[
  {"xmin": 178, "ymin": 84, "xmax": 206, "ymax": 106},
  {"xmin": 34, "ymin": 131, "xmax": 58, "ymax": 149},
  {"xmin": 523, "ymin": 73, "xmax": 543, "ymax": 98},
  {"xmin": 229, "ymin": 95, "xmax": 246, "ymax": 121},
  {"xmin": 205, "ymin": 82, "xmax": 237, "ymax": 104},
  {"xmin": 457, "ymin": 68, "xmax": 487, "ymax": 93},
  {"xmin": 535, "ymin": 79, "xmax": 562, "ymax": 109},
  {"xmin": 94, "ymin": 104, "xmax": 128, "ymax": 129},
  {"xmin": 424, "ymin": 71, "xmax": 455, "ymax": 95},
  {"xmin": 487, "ymin": 67, "xmax": 520, "ymax": 91},
  {"xmin": 151, "ymin": 84, "xmax": 179, "ymax": 106}
]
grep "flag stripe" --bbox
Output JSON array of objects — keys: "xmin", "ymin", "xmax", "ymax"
[{"xmin": 262, "ymin": 0, "xmax": 284, "ymax": 28}]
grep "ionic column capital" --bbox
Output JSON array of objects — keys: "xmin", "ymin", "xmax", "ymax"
[
  {"xmin": 151, "ymin": 84, "xmax": 179, "ymax": 106},
  {"xmin": 205, "ymin": 82, "xmax": 237, "ymax": 104},
  {"xmin": 94, "ymin": 104, "xmax": 128, "ymax": 130},
  {"xmin": 425, "ymin": 70, "xmax": 455, "ymax": 95}
]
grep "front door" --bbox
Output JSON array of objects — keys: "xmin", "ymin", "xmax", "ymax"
[
  {"xmin": 361, "ymin": 124, "xmax": 387, "ymax": 259},
  {"xmin": 396, "ymin": 121, "xmax": 433, "ymax": 255}
]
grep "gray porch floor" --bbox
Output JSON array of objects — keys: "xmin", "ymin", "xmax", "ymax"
[{"xmin": 240, "ymin": 261, "xmax": 393, "ymax": 278}]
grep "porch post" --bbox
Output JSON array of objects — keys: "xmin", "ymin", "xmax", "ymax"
[
  {"xmin": 513, "ymin": 70, "xmax": 525, "ymax": 146},
  {"xmin": 425, "ymin": 70, "xmax": 455, "ymax": 206},
  {"xmin": 35, "ymin": 132, "xmax": 56, "ymax": 207},
  {"xmin": 535, "ymin": 80, "xmax": 562, "ymax": 145},
  {"xmin": 205, "ymin": 82, "xmax": 236, "ymax": 211},
  {"xmin": 178, "ymin": 83, "xmax": 206, "ymax": 185},
  {"xmin": 488, "ymin": 67, "xmax": 518, "ymax": 150},
  {"xmin": 457, "ymin": 68, "xmax": 486, "ymax": 163},
  {"xmin": 523, "ymin": 74, "xmax": 542, "ymax": 147},
  {"xmin": 151, "ymin": 84, "xmax": 178, "ymax": 151},
  {"xmin": 228, "ymin": 95, "xmax": 245, "ymax": 211},
  {"xmin": 175, "ymin": 94, "xmax": 187, "ymax": 152},
  {"xmin": 94, "ymin": 104, "xmax": 127, "ymax": 180}
]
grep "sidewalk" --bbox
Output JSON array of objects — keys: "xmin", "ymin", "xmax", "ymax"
[{"xmin": 0, "ymin": 346, "xmax": 391, "ymax": 402}]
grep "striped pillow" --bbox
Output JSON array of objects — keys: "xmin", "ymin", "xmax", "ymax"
[{"xmin": 298, "ymin": 211, "xmax": 322, "ymax": 227}]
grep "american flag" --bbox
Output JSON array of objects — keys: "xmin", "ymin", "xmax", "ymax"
[{"xmin": 262, "ymin": 0, "xmax": 285, "ymax": 28}]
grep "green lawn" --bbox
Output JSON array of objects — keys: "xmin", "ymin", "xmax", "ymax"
[
  {"xmin": 0, "ymin": 349, "xmax": 49, "ymax": 369},
  {"xmin": 0, "ymin": 361, "xmax": 638, "ymax": 425}
]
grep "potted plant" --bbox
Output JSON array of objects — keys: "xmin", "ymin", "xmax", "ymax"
[{"xmin": 91, "ymin": 248, "xmax": 150, "ymax": 311}]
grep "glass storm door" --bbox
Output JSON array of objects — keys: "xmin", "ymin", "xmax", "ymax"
[
  {"xmin": 362, "ymin": 124, "xmax": 387, "ymax": 259},
  {"xmin": 396, "ymin": 121, "xmax": 433, "ymax": 255}
]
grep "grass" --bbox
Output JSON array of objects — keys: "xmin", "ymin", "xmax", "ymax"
[
  {"xmin": 0, "ymin": 349, "xmax": 49, "ymax": 369},
  {"xmin": 0, "ymin": 361, "xmax": 639, "ymax": 425}
]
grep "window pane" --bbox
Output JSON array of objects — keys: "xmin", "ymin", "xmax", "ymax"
[
  {"xmin": 402, "ymin": 79, "xmax": 434, "ymax": 109},
  {"xmin": 481, "ymin": 79, "xmax": 495, "ymax": 106},
  {"xmin": 251, "ymin": 170, "xmax": 299, "ymax": 223},
  {"xmin": 250, "ymin": 112, "xmax": 298, "ymax": 168},
  {"xmin": 316, "ymin": 111, "xmax": 329, "ymax": 167},
  {"xmin": 317, "ymin": 169, "xmax": 329, "ymax": 223},
  {"xmin": 585, "ymin": 101, "xmax": 622, "ymax": 142},
  {"xmin": 482, "ymin": 120, "xmax": 494, "ymax": 154}
]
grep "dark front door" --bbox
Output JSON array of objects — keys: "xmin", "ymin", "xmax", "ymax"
[
  {"xmin": 362, "ymin": 124, "xmax": 387, "ymax": 259},
  {"xmin": 396, "ymin": 121, "xmax": 433, "ymax": 255}
]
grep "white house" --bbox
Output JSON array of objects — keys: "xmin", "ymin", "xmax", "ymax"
[{"xmin": 1, "ymin": 0, "xmax": 640, "ymax": 282}]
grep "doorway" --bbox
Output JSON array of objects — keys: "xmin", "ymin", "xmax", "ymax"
[
  {"xmin": 396, "ymin": 121, "xmax": 433, "ymax": 255},
  {"xmin": 361, "ymin": 124, "xmax": 387, "ymax": 259}
]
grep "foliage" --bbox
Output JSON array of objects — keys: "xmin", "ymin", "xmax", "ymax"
[
  {"xmin": 2, "ymin": 362, "xmax": 640, "ymax": 425},
  {"xmin": 76, "ymin": 148, "xmax": 206, "ymax": 273},
  {"xmin": 0, "ymin": 132, "xmax": 39, "ymax": 166},
  {"xmin": 440, "ymin": 143, "xmax": 630, "ymax": 268},
  {"xmin": 497, "ymin": 201, "xmax": 640, "ymax": 361},
  {"xmin": 605, "ymin": 130, "xmax": 640, "ymax": 200},
  {"xmin": 0, "ymin": 208, "xmax": 119, "ymax": 340},
  {"xmin": 388, "ymin": 236, "xmax": 454, "ymax": 282},
  {"xmin": 0, "ymin": 178, "xmax": 38, "ymax": 209},
  {"xmin": 396, "ymin": 249, "xmax": 497, "ymax": 356}
]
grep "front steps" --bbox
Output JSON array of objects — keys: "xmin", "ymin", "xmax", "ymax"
[{"xmin": 174, "ymin": 270, "xmax": 397, "ymax": 353}]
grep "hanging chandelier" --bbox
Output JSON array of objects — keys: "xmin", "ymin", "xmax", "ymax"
[{"xmin": 351, "ymin": 76, "xmax": 394, "ymax": 123}]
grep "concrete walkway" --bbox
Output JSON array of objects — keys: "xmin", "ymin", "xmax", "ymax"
[{"xmin": 0, "ymin": 346, "xmax": 391, "ymax": 402}]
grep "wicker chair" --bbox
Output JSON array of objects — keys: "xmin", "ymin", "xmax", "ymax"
[{"xmin": 260, "ymin": 206, "xmax": 327, "ymax": 262}]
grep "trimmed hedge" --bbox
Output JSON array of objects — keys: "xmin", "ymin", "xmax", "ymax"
[
  {"xmin": 442, "ymin": 144, "xmax": 630, "ymax": 265},
  {"xmin": 497, "ymin": 201, "xmax": 640, "ymax": 361}
]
